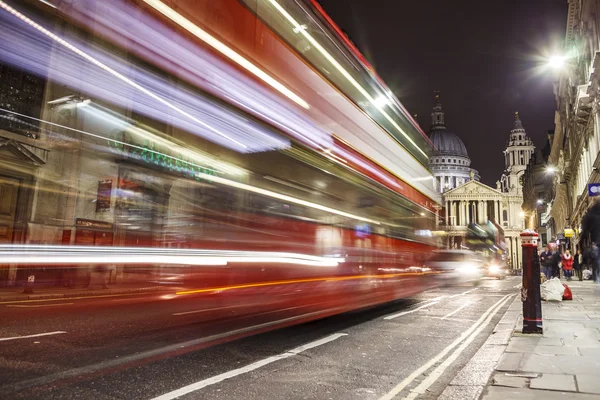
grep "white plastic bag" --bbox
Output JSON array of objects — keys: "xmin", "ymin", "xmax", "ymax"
[{"xmin": 541, "ymin": 277, "xmax": 564, "ymax": 301}]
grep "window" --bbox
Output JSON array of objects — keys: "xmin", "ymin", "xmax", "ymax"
[{"xmin": 503, "ymin": 210, "xmax": 508, "ymax": 221}]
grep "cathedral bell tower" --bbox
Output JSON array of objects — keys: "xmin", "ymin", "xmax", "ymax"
[
  {"xmin": 430, "ymin": 90, "xmax": 446, "ymax": 131},
  {"xmin": 500, "ymin": 112, "xmax": 534, "ymax": 195}
]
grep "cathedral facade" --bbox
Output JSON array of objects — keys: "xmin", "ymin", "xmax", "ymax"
[{"xmin": 432, "ymin": 97, "xmax": 531, "ymax": 270}]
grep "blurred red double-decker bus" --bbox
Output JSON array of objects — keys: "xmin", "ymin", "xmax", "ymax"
[{"xmin": 0, "ymin": 0, "xmax": 441, "ymax": 329}]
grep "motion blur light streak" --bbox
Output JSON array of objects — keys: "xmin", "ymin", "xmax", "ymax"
[
  {"xmin": 52, "ymin": 0, "xmax": 427, "ymax": 198},
  {"xmin": 331, "ymin": 144, "xmax": 402, "ymax": 189},
  {"xmin": 0, "ymin": 108, "xmax": 233, "ymax": 176},
  {"xmin": 266, "ymin": 0, "xmax": 429, "ymax": 159},
  {"xmin": 175, "ymin": 271, "xmax": 438, "ymax": 296},
  {"xmin": 143, "ymin": 0, "xmax": 310, "ymax": 110},
  {"xmin": 78, "ymin": 104, "xmax": 246, "ymax": 176},
  {"xmin": 194, "ymin": 171, "xmax": 382, "ymax": 225},
  {"xmin": 0, "ymin": 245, "xmax": 345, "ymax": 267},
  {"xmin": 58, "ymin": 0, "xmax": 332, "ymax": 150},
  {"xmin": 0, "ymin": 1, "xmax": 290, "ymax": 152}
]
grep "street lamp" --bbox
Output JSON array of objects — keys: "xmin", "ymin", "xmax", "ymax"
[
  {"xmin": 537, "ymin": 199, "xmax": 544, "ymax": 205},
  {"xmin": 546, "ymin": 166, "xmax": 556, "ymax": 174},
  {"xmin": 548, "ymin": 55, "xmax": 566, "ymax": 70}
]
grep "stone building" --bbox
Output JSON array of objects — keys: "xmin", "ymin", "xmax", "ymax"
[
  {"xmin": 522, "ymin": 135, "xmax": 552, "ymax": 247},
  {"xmin": 428, "ymin": 92, "xmax": 480, "ymax": 193},
  {"xmin": 439, "ymin": 113, "xmax": 531, "ymax": 270},
  {"xmin": 546, "ymin": 0, "xmax": 600, "ymax": 250}
]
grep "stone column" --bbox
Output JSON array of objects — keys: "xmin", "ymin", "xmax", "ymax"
[
  {"xmin": 468, "ymin": 201, "xmax": 472, "ymax": 224},
  {"xmin": 496, "ymin": 200, "xmax": 500, "ymax": 222},
  {"xmin": 483, "ymin": 200, "xmax": 488, "ymax": 222},
  {"xmin": 467, "ymin": 201, "xmax": 471, "ymax": 224},
  {"xmin": 458, "ymin": 201, "xmax": 464, "ymax": 226},
  {"xmin": 445, "ymin": 201, "xmax": 449, "ymax": 226}
]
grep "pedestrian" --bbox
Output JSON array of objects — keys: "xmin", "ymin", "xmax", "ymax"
[
  {"xmin": 593, "ymin": 243, "xmax": 600, "ymax": 284},
  {"xmin": 540, "ymin": 246, "xmax": 553, "ymax": 280},
  {"xmin": 574, "ymin": 248, "xmax": 583, "ymax": 281},
  {"xmin": 581, "ymin": 202, "xmax": 600, "ymax": 283},
  {"xmin": 561, "ymin": 249, "xmax": 574, "ymax": 281},
  {"xmin": 551, "ymin": 250, "xmax": 561, "ymax": 279}
]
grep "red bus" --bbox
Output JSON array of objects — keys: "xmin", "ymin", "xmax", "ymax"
[{"xmin": 0, "ymin": 0, "xmax": 441, "ymax": 328}]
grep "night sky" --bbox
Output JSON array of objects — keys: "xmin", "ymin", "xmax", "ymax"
[{"xmin": 317, "ymin": 0, "xmax": 567, "ymax": 186}]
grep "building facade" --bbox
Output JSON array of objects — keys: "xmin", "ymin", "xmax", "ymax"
[
  {"xmin": 442, "ymin": 180, "xmax": 523, "ymax": 269},
  {"xmin": 436, "ymin": 112, "xmax": 529, "ymax": 270},
  {"xmin": 428, "ymin": 92, "xmax": 480, "ymax": 193},
  {"xmin": 522, "ymin": 135, "xmax": 552, "ymax": 247},
  {"xmin": 546, "ymin": 0, "xmax": 600, "ymax": 250}
]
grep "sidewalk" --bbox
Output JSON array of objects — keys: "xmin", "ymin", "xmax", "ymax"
[
  {"xmin": 0, "ymin": 283, "xmax": 167, "ymax": 302},
  {"xmin": 481, "ymin": 280, "xmax": 600, "ymax": 399}
]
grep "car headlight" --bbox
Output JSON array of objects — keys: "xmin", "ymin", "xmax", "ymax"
[
  {"xmin": 489, "ymin": 264, "xmax": 500, "ymax": 273},
  {"xmin": 458, "ymin": 263, "xmax": 478, "ymax": 273}
]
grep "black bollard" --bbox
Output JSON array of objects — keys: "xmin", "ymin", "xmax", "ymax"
[{"xmin": 521, "ymin": 230, "xmax": 543, "ymax": 334}]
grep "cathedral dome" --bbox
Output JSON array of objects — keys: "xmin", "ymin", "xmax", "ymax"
[
  {"xmin": 429, "ymin": 130, "xmax": 469, "ymax": 158},
  {"xmin": 427, "ymin": 91, "xmax": 479, "ymax": 193}
]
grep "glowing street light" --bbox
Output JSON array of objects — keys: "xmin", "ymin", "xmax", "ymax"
[
  {"xmin": 546, "ymin": 166, "xmax": 556, "ymax": 174},
  {"xmin": 536, "ymin": 199, "xmax": 544, "ymax": 205},
  {"xmin": 548, "ymin": 55, "xmax": 566, "ymax": 70}
]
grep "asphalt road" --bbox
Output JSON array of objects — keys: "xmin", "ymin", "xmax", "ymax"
[{"xmin": 0, "ymin": 277, "xmax": 520, "ymax": 399}]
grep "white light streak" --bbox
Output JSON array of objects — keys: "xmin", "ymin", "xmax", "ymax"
[
  {"xmin": 266, "ymin": 0, "xmax": 428, "ymax": 158},
  {"xmin": 143, "ymin": 0, "xmax": 310, "ymax": 110},
  {"xmin": 195, "ymin": 171, "xmax": 381, "ymax": 225},
  {"xmin": 0, "ymin": 245, "xmax": 345, "ymax": 267},
  {"xmin": 0, "ymin": 0, "xmax": 247, "ymax": 150},
  {"xmin": 0, "ymin": 107, "xmax": 232, "ymax": 175}
]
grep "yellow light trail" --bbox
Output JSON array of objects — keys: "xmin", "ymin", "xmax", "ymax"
[{"xmin": 176, "ymin": 271, "xmax": 441, "ymax": 295}]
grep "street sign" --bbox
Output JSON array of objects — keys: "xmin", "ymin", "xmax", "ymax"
[
  {"xmin": 564, "ymin": 228, "xmax": 574, "ymax": 238},
  {"xmin": 589, "ymin": 183, "xmax": 600, "ymax": 197}
]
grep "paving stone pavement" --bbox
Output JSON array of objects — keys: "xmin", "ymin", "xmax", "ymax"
[{"xmin": 480, "ymin": 280, "xmax": 600, "ymax": 399}]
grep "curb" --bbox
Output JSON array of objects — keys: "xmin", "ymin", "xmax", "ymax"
[
  {"xmin": 438, "ymin": 294, "xmax": 522, "ymax": 400},
  {"xmin": 0, "ymin": 286, "xmax": 165, "ymax": 302}
]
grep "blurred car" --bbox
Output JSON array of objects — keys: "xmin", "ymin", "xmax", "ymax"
[
  {"xmin": 484, "ymin": 260, "xmax": 508, "ymax": 279},
  {"xmin": 425, "ymin": 250, "xmax": 485, "ymax": 286}
]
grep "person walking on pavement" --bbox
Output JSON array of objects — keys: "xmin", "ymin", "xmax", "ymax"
[
  {"xmin": 551, "ymin": 250, "xmax": 561, "ymax": 279},
  {"xmin": 561, "ymin": 249, "xmax": 574, "ymax": 281},
  {"xmin": 540, "ymin": 246, "xmax": 553, "ymax": 280},
  {"xmin": 574, "ymin": 248, "xmax": 583, "ymax": 281}
]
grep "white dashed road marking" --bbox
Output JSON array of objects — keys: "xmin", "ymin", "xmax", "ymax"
[
  {"xmin": 150, "ymin": 332, "xmax": 348, "ymax": 400},
  {"xmin": 0, "ymin": 331, "xmax": 67, "ymax": 342},
  {"xmin": 7, "ymin": 303, "xmax": 74, "ymax": 308},
  {"xmin": 383, "ymin": 300, "xmax": 440, "ymax": 320},
  {"xmin": 379, "ymin": 294, "xmax": 513, "ymax": 400},
  {"xmin": 440, "ymin": 301, "xmax": 472, "ymax": 320}
]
